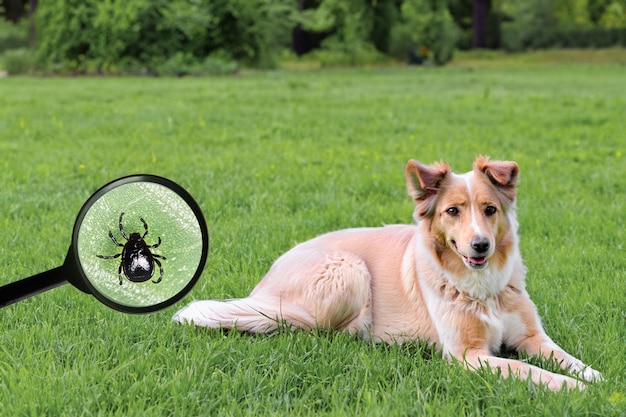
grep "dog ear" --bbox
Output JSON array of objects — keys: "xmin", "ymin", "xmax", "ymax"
[
  {"xmin": 474, "ymin": 155, "xmax": 519, "ymax": 204},
  {"xmin": 405, "ymin": 159, "xmax": 450, "ymax": 218}
]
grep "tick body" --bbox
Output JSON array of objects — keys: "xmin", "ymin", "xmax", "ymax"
[{"xmin": 96, "ymin": 212, "xmax": 166, "ymax": 285}]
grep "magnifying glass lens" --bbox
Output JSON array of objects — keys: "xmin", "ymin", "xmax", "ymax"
[{"xmin": 73, "ymin": 176, "xmax": 208, "ymax": 313}]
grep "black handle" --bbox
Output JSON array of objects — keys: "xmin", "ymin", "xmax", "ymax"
[{"xmin": 0, "ymin": 266, "xmax": 68, "ymax": 308}]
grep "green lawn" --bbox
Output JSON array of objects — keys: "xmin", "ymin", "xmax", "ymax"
[{"xmin": 0, "ymin": 56, "xmax": 624, "ymax": 416}]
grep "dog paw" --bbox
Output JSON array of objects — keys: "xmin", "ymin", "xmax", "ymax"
[
  {"xmin": 566, "ymin": 358, "xmax": 603, "ymax": 383},
  {"xmin": 578, "ymin": 366, "xmax": 604, "ymax": 383}
]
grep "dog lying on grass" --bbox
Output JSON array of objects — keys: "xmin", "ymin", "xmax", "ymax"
[{"xmin": 174, "ymin": 156, "xmax": 602, "ymax": 391}]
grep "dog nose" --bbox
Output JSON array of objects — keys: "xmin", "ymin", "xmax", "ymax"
[{"xmin": 471, "ymin": 237, "xmax": 490, "ymax": 253}]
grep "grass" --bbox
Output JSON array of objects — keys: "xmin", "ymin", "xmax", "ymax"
[
  {"xmin": 0, "ymin": 52, "xmax": 625, "ymax": 416},
  {"xmin": 451, "ymin": 47, "xmax": 626, "ymax": 68}
]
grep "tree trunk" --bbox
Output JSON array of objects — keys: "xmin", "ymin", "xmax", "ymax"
[
  {"xmin": 472, "ymin": 0, "xmax": 488, "ymax": 48},
  {"xmin": 29, "ymin": 0, "xmax": 38, "ymax": 47}
]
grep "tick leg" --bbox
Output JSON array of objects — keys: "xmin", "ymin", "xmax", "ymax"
[
  {"xmin": 140, "ymin": 217, "xmax": 149, "ymax": 239},
  {"xmin": 119, "ymin": 212, "xmax": 128, "ymax": 240},
  {"xmin": 108, "ymin": 231, "xmax": 124, "ymax": 247},
  {"xmin": 118, "ymin": 262, "xmax": 123, "ymax": 285},
  {"xmin": 152, "ymin": 258, "xmax": 164, "ymax": 284},
  {"xmin": 152, "ymin": 253, "xmax": 166, "ymax": 260},
  {"xmin": 148, "ymin": 236, "xmax": 162, "ymax": 249},
  {"xmin": 96, "ymin": 252, "xmax": 121, "ymax": 259}
]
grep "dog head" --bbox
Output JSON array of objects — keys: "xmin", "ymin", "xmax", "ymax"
[{"xmin": 406, "ymin": 156, "xmax": 519, "ymax": 275}]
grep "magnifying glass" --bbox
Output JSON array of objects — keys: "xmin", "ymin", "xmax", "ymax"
[{"xmin": 0, "ymin": 175, "xmax": 209, "ymax": 314}]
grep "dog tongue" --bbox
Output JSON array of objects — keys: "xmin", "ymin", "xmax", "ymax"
[{"xmin": 468, "ymin": 257, "xmax": 486, "ymax": 265}]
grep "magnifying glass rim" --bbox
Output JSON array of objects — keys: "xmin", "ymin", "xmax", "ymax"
[{"xmin": 71, "ymin": 174, "xmax": 209, "ymax": 314}]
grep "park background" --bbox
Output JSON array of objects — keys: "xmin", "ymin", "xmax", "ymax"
[
  {"xmin": 1, "ymin": 1, "xmax": 625, "ymax": 416},
  {"xmin": 1, "ymin": 0, "xmax": 626, "ymax": 73}
]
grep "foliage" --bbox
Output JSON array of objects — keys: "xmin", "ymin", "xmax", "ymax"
[
  {"xmin": 0, "ymin": 60, "xmax": 624, "ymax": 415},
  {"xmin": 308, "ymin": 42, "xmax": 390, "ymax": 67},
  {"xmin": 5, "ymin": 0, "xmax": 626, "ymax": 73},
  {"xmin": 298, "ymin": 0, "xmax": 457, "ymax": 66},
  {"xmin": 596, "ymin": 0, "xmax": 626, "ymax": 28},
  {"xmin": 35, "ymin": 0, "xmax": 295, "ymax": 74},
  {"xmin": 1, "ymin": 47, "xmax": 37, "ymax": 74},
  {"xmin": 503, "ymin": 26, "xmax": 626, "ymax": 51},
  {"xmin": 589, "ymin": 0, "xmax": 614, "ymax": 24},
  {"xmin": 155, "ymin": 51, "xmax": 239, "ymax": 76},
  {"xmin": 447, "ymin": 0, "xmax": 626, "ymax": 51},
  {"xmin": 0, "ymin": 17, "xmax": 29, "ymax": 53},
  {"xmin": 499, "ymin": 0, "xmax": 626, "ymax": 51},
  {"xmin": 390, "ymin": 0, "xmax": 458, "ymax": 65},
  {"xmin": 204, "ymin": 0, "xmax": 296, "ymax": 69},
  {"xmin": 297, "ymin": 0, "xmax": 385, "ymax": 66}
]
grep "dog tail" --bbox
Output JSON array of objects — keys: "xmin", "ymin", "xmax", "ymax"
[{"xmin": 171, "ymin": 296, "xmax": 316, "ymax": 333}]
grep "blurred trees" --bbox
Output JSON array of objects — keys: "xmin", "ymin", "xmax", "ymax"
[
  {"xmin": 28, "ymin": 0, "xmax": 462, "ymax": 72},
  {"xmin": 498, "ymin": 0, "xmax": 626, "ymax": 50},
  {"xmin": 0, "ymin": 0, "xmax": 625, "ymax": 74},
  {"xmin": 391, "ymin": 0, "xmax": 458, "ymax": 65},
  {"xmin": 34, "ymin": 0, "xmax": 295, "ymax": 73},
  {"xmin": 295, "ymin": 0, "xmax": 457, "ymax": 65}
]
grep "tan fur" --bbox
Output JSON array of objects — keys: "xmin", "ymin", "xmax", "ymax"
[{"xmin": 174, "ymin": 156, "xmax": 602, "ymax": 391}]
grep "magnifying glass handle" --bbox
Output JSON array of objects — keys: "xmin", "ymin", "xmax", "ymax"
[{"xmin": 0, "ymin": 267, "xmax": 68, "ymax": 309}]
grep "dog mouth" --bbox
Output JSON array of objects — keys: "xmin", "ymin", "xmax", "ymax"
[
  {"xmin": 451, "ymin": 241, "xmax": 489, "ymax": 270},
  {"xmin": 462, "ymin": 255, "xmax": 488, "ymax": 270}
]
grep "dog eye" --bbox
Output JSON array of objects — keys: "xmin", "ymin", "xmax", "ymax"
[
  {"xmin": 446, "ymin": 207, "xmax": 459, "ymax": 216},
  {"xmin": 485, "ymin": 206, "xmax": 497, "ymax": 216}
]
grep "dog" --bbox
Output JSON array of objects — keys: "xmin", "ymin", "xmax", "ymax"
[{"xmin": 173, "ymin": 156, "xmax": 602, "ymax": 391}]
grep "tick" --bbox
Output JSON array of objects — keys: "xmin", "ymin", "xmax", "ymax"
[{"xmin": 96, "ymin": 212, "xmax": 166, "ymax": 285}]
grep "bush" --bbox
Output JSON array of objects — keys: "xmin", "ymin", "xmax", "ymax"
[
  {"xmin": 300, "ymin": 0, "xmax": 457, "ymax": 67},
  {"xmin": 298, "ymin": 0, "xmax": 382, "ymax": 67},
  {"xmin": 309, "ymin": 41, "xmax": 389, "ymax": 67},
  {"xmin": 32, "ymin": 0, "xmax": 464, "ymax": 72},
  {"xmin": 502, "ymin": 25, "xmax": 626, "ymax": 51},
  {"xmin": 154, "ymin": 51, "xmax": 238, "ymax": 76},
  {"xmin": 35, "ymin": 0, "xmax": 295, "ymax": 74},
  {"xmin": 500, "ymin": 0, "xmax": 626, "ymax": 52},
  {"xmin": 202, "ymin": 53, "xmax": 239, "ymax": 75},
  {"xmin": 0, "ymin": 18, "xmax": 29, "ymax": 53},
  {"xmin": 390, "ymin": 0, "xmax": 458, "ymax": 65},
  {"xmin": 2, "ymin": 48, "xmax": 37, "ymax": 75}
]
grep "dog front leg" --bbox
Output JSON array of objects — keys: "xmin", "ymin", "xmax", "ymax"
[
  {"xmin": 459, "ymin": 350, "xmax": 585, "ymax": 391},
  {"xmin": 505, "ymin": 297, "xmax": 603, "ymax": 383},
  {"xmin": 515, "ymin": 334, "xmax": 603, "ymax": 383}
]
